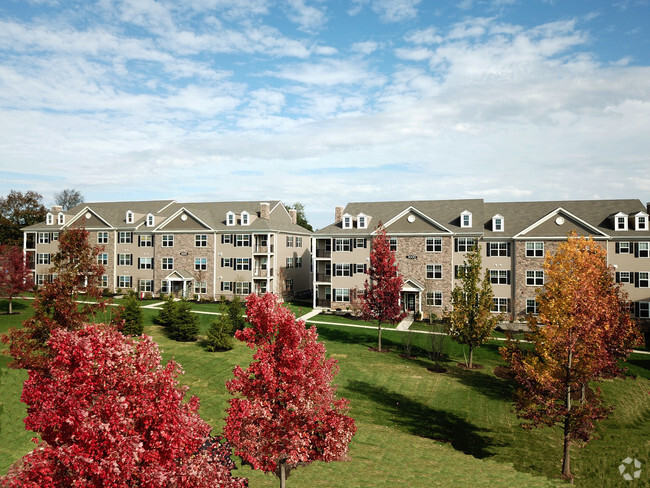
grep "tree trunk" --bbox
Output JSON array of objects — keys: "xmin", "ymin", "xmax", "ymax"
[
  {"xmin": 377, "ymin": 321, "xmax": 382, "ymax": 352},
  {"xmin": 8, "ymin": 297, "xmax": 12, "ymax": 315},
  {"xmin": 562, "ymin": 350, "xmax": 573, "ymax": 480},
  {"xmin": 279, "ymin": 462, "xmax": 286, "ymax": 488},
  {"xmin": 468, "ymin": 346, "xmax": 474, "ymax": 368}
]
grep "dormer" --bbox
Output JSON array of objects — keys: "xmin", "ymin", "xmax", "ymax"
[
  {"xmin": 57, "ymin": 212, "xmax": 65, "ymax": 225},
  {"xmin": 461, "ymin": 210, "xmax": 472, "ymax": 228},
  {"xmin": 241, "ymin": 211, "xmax": 250, "ymax": 226},
  {"xmin": 146, "ymin": 213, "xmax": 154, "ymax": 227},
  {"xmin": 492, "ymin": 214, "xmax": 504, "ymax": 232},
  {"xmin": 342, "ymin": 213, "xmax": 353, "ymax": 229},
  {"xmin": 635, "ymin": 211, "xmax": 648, "ymax": 231},
  {"xmin": 126, "ymin": 210, "xmax": 134, "ymax": 224},
  {"xmin": 357, "ymin": 213, "xmax": 368, "ymax": 229},
  {"xmin": 613, "ymin": 211, "xmax": 628, "ymax": 231},
  {"xmin": 226, "ymin": 211, "xmax": 235, "ymax": 226},
  {"xmin": 46, "ymin": 212, "xmax": 54, "ymax": 225}
]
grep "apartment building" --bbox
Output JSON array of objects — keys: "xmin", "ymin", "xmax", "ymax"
[
  {"xmin": 312, "ymin": 199, "xmax": 650, "ymax": 323},
  {"xmin": 23, "ymin": 200, "xmax": 311, "ymax": 300}
]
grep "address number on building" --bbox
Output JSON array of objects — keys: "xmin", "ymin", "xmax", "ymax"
[{"xmin": 406, "ymin": 255, "xmax": 418, "ymax": 260}]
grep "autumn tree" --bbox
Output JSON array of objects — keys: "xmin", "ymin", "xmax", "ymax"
[
  {"xmin": 224, "ymin": 293, "xmax": 356, "ymax": 488},
  {"xmin": 2, "ymin": 226, "xmax": 108, "ymax": 370},
  {"xmin": 447, "ymin": 244, "xmax": 499, "ymax": 368},
  {"xmin": 0, "ymin": 190, "xmax": 47, "ymax": 246},
  {"xmin": 361, "ymin": 223, "xmax": 406, "ymax": 352},
  {"xmin": 502, "ymin": 233, "xmax": 641, "ymax": 480},
  {"xmin": 54, "ymin": 188, "xmax": 84, "ymax": 211},
  {"xmin": 0, "ymin": 245, "xmax": 32, "ymax": 314},
  {"xmin": 0, "ymin": 324, "xmax": 247, "ymax": 488}
]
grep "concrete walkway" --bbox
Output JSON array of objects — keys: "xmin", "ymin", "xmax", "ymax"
[
  {"xmin": 396, "ymin": 314, "xmax": 414, "ymax": 331},
  {"xmin": 297, "ymin": 309, "xmax": 323, "ymax": 321}
]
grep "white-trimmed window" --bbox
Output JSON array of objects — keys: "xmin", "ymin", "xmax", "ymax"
[
  {"xmin": 456, "ymin": 237, "xmax": 475, "ymax": 253},
  {"xmin": 526, "ymin": 242, "xmax": 544, "ymax": 257},
  {"xmin": 526, "ymin": 270, "xmax": 544, "ymax": 286},
  {"xmin": 118, "ymin": 231, "xmax": 132, "ymax": 244},
  {"xmin": 195, "ymin": 257, "xmax": 207, "ymax": 271},
  {"xmin": 57, "ymin": 212, "xmax": 65, "ymax": 225},
  {"xmin": 38, "ymin": 232, "xmax": 50, "ymax": 244},
  {"xmin": 526, "ymin": 298, "xmax": 538, "ymax": 315},
  {"xmin": 455, "ymin": 265, "xmax": 469, "ymax": 279},
  {"xmin": 138, "ymin": 257, "xmax": 153, "ymax": 269},
  {"xmin": 221, "ymin": 281, "xmax": 231, "ymax": 292},
  {"xmin": 334, "ymin": 238, "xmax": 352, "ymax": 252},
  {"xmin": 426, "ymin": 237, "xmax": 442, "ymax": 252},
  {"xmin": 615, "ymin": 212, "xmax": 628, "ymax": 231},
  {"xmin": 357, "ymin": 214, "xmax": 368, "ymax": 229},
  {"xmin": 617, "ymin": 271, "xmax": 632, "ymax": 284},
  {"xmin": 490, "ymin": 269, "xmax": 510, "ymax": 285},
  {"xmin": 162, "ymin": 235, "xmax": 174, "ymax": 247},
  {"xmin": 195, "ymin": 234, "xmax": 207, "ymax": 247},
  {"xmin": 235, "ymin": 234, "xmax": 251, "ymax": 247},
  {"xmin": 616, "ymin": 241, "xmax": 631, "ymax": 254},
  {"xmin": 52, "ymin": 232, "xmax": 59, "ymax": 241},
  {"xmin": 342, "ymin": 214, "xmax": 352, "ymax": 229},
  {"xmin": 226, "ymin": 211, "xmax": 235, "ymax": 226},
  {"xmin": 426, "ymin": 291, "xmax": 443, "ymax": 307},
  {"xmin": 46, "ymin": 213, "xmax": 53, "ymax": 225},
  {"xmin": 162, "ymin": 257, "xmax": 174, "ymax": 270},
  {"xmin": 638, "ymin": 302, "xmax": 650, "ymax": 319},
  {"xmin": 222, "ymin": 234, "xmax": 232, "ymax": 244},
  {"xmin": 296, "ymin": 237, "xmax": 303, "ymax": 247},
  {"xmin": 37, "ymin": 253, "xmax": 50, "ymax": 265},
  {"xmin": 236, "ymin": 258, "xmax": 251, "ymax": 271},
  {"xmin": 488, "ymin": 242, "xmax": 510, "ymax": 257},
  {"xmin": 638, "ymin": 242, "xmax": 650, "ymax": 258},
  {"xmin": 118, "ymin": 254, "xmax": 132, "ymax": 266},
  {"xmin": 286, "ymin": 236, "xmax": 294, "ymax": 247},
  {"xmin": 492, "ymin": 297, "xmax": 510, "ymax": 313},
  {"xmin": 194, "ymin": 281, "xmax": 207, "ymax": 294},
  {"xmin": 638, "ymin": 272, "xmax": 649, "ymax": 288},
  {"xmin": 98, "ymin": 231, "xmax": 109, "ymax": 244},
  {"xmin": 355, "ymin": 238, "xmax": 366, "ymax": 248},
  {"xmin": 426, "ymin": 264, "xmax": 442, "ymax": 279},
  {"xmin": 118, "ymin": 276, "xmax": 132, "ymax": 288},
  {"xmin": 492, "ymin": 214, "xmax": 504, "ymax": 232},
  {"xmin": 100, "ymin": 275, "xmax": 108, "ymax": 288},
  {"xmin": 241, "ymin": 211, "xmax": 250, "ymax": 226},
  {"xmin": 146, "ymin": 214, "xmax": 154, "ymax": 227},
  {"xmin": 285, "ymin": 279, "xmax": 293, "ymax": 292},
  {"xmin": 161, "ymin": 280, "xmax": 170, "ymax": 294},
  {"xmin": 296, "ymin": 257, "xmax": 302, "ymax": 268},
  {"xmin": 335, "ymin": 263, "xmax": 352, "ymax": 276},
  {"xmin": 389, "ymin": 238, "xmax": 398, "ymax": 252},
  {"xmin": 139, "ymin": 235, "xmax": 152, "ymax": 247},
  {"xmin": 221, "ymin": 258, "xmax": 232, "ymax": 268},
  {"xmin": 636, "ymin": 213, "xmax": 648, "ymax": 231},
  {"xmin": 97, "ymin": 253, "xmax": 108, "ymax": 266},
  {"xmin": 139, "ymin": 280, "xmax": 153, "ymax": 292},
  {"xmin": 334, "ymin": 288, "xmax": 350, "ymax": 302},
  {"xmin": 355, "ymin": 263, "xmax": 366, "ymax": 274},
  {"xmin": 461, "ymin": 210, "xmax": 472, "ymax": 228},
  {"xmin": 235, "ymin": 281, "xmax": 250, "ymax": 295},
  {"xmin": 126, "ymin": 210, "xmax": 134, "ymax": 224}
]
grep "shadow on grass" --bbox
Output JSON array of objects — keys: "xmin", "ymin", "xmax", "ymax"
[
  {"xmin": 347, "ymin": 380, "xmax": 499, "ymax": 459},
  {"xmin": 445, "ymin": 365, "xmax": 517, "ymax": 403},
  {"xmin": 625, "ymin": 356, "xmax": 650, "ymax": 380},
  {"xmin": 0, "ymin": 299, "xmax": 30, "ymax": 314}
]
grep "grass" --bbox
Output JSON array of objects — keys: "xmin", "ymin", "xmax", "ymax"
[
  {"xmin": 308, "ymin": 313, "xmax": 392, "ymax": 328},
  {"xmin": 1, "ymin": 298, "xmax": 649, "ymax": 487}
]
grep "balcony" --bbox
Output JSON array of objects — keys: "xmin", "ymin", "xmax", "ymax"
[
  {"xmin": 316, "ymin": 298, "xmax": 331, "ymax": 308},
  {"xmin": 315, "ymin": 273, "xmax": 331, "ymax": 283},
  {"xmin": 254, "ymin": 269, "xmax": 268, "ymax": 278},
  {"xmin": 316, "ymin": 249, "xmax": 331, "ymax": 258}
]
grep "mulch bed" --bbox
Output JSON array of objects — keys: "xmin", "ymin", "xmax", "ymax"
[
  {"xmin": 368, "ymin": 347, "xmax": 392, "ymax": 353},
  {"xmin": 456, "ymin": 362, "xmax": 484, "ymax": 370},
  {"xmin": 427, "ymin": 365, "xmax": 448, "ymax": 374}
]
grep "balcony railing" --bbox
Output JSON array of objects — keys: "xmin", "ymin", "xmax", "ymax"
[
  {"xmin": 316, "ymin": 273, "xmax": 331, "ymax": 283},
  {"xmin": 316, "ymin": 249, "xmax": 331, "ymax": 258},
  {"xmin": 317, "ymin": 298, "xmax": 330, "ymax": 308}
]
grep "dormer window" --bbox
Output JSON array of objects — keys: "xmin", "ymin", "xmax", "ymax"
[
  {"xmin": 126, "ymin": 210, "xmax": 134, "ymax": 224},
  {"xmin": 57, "ymin": 212, "xmax": 65, "ymax": 225},
  {"xmin": 241, "ymin": 211, "xmax": 250, "ymax": 226},
  {"xmin": 635, "ymin": 212, "xmax": 648, "ymax": 231},
  {"xmin": 492, "ymin": 214, "xmax": 504, "ymax": 232},
  {"xmin": 146, "ymin": 213, "xmax": 154, "ymax": 227},
  {"xmin": 226, "ymin": 211, "xmax": 235, "ymax": 226},
  {"xmin": 461, "ymin": 210, "xmax": 472, "ymax": 228},
  {"xmin": 357, "ymin": 213, "xmax": 368, "ymax": 229},
  {"xmin": 46, "ymin": 212, "xmax": 53, "ymax": 225},
  {"xmin": 614, "ymin": 212, "xmax": 628, "ymax": 231},
  {"xmin": 342, "ymin": 213, "xmax": 352, "ymax": 229}
]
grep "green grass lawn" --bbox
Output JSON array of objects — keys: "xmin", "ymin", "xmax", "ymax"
[
  {"xmin": 1, "ymin": 298, "xmax": 649, "ymax": 487},
  {"xmin": 308, "ymin": 313, "xmax": 392, "ymax": 328}
]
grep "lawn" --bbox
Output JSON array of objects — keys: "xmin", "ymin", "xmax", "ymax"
[{"xmin": 1, "ymin": 298, "xmax": 648, "ymax": 487}]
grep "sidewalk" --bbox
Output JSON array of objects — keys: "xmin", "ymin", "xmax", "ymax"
[{"xmin": 396, "ymin": 314, "xmax": 414, "ymax": 331}]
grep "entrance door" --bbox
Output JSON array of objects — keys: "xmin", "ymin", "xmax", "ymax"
[
  {"xmin": 404, "ymin": 292, "xmax": 416, "ymax": 312},
  {"xmin": 172, "ymin": 281, "xmax": 183, "ymax": 298}
]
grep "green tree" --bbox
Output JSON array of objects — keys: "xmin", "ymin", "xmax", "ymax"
[
  {"xmin": 286, "ymin": 202, "xmax": 313, "ymax": 232},
  {"xmin": 227, "ymin": 295, "xmax": 246, "ymax": 332},
  {"xmin": 170, "ymin": 299, "xmax": 199, "ymax": 342},
  {"xmin": 156, "ymin": 294, "xmax": 176, "ymax": 329},
  {"xmin": 0, "ymin": 190, "xmax": 47, "ymax": 246},
  {"xmin": 114, "ymin": 293, "xmax": 144, "ymax": 336},
  {"xmin": 447, "ymin": 245, "xmax": 499, "ymax": 368},
  {"xmin": 205, "ymin": 316, "xmax": 234, "ymax": 352}
]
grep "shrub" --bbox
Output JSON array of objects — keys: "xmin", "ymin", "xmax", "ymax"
[
  {"xmin": 114, "ymin": 293, "xmax": 144, "ymax": 336},
  {"xmin": 156, "ymin": 294, "xmax": 176, "ymax": 328},
  {"xmin": 170, "ymin": 300, "xmax": 199, "ymax": 342},
  {"xmin": 205, "ymin": 316, "xmax": 234, "ymax": 351},
  {"xmin": 227, "ymin": 295, "xmax": 246, "ymax": 332}
]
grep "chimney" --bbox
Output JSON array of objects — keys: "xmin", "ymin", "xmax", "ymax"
[
  {"xmin": 335, "ymin": 206, "xmax": 344, "ymax": 224},
  {"xmin": 260, "ymin": 202, "xmax": 270, "ymax": 220},
  {"xmin": 289, "ymin": 208, "xmax": 297, "ymax": 225},
  {"xmin": 51, "ymin": 205, "xmax": 63, "ymax": 213},
  {"xmin": 647, "ymin": 202, "xmax": 650, "ymax": 214}
]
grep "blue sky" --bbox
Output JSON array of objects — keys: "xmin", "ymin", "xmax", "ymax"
[{"xmin": 0, "ymin": 0, "xmax": 648, "ymax": 229}]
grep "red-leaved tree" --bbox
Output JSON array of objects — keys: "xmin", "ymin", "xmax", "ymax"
[
  {"xmin": 0, "ymin": 245, "xmax": 32, "ymax": 314},
  {"xmin": 224, "ymin": 293, "xmax": 356, "ymax": 488},
  {"xmin": 0, "ymin": 324, "xmax": 247, "ymax": 488},
  {"xmin": 361, "ymin": 223, "xmax": 406, "ymax": 352},
  {"xmin": 2, "ymin": 226, "xmax": 109, "ymax": 370},
  {"xmin": 502, "ymin": 233, "xmax": 642, "ymax": 480}
]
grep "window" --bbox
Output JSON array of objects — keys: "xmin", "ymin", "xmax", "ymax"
[
  {"xmin": 139, "ymin": 280, "xmax": 153, "ymax": 292},
  {"xmin": 235, "ymin": 234, "xmax": 251, "ymax": 247},
  {"xmin": 162, "ymin": 257, "xmax": 174, "ymax": 270},
  {"xmin": 334, "ymin": 288, "xmax": 350, "ymax": 302},
  {"xmin": 356, "ymin": 238, "xmax": 366, "ymax": 248},
  {"xmin": 118, "ymin": 231, "xmax": 132, "ymax": 244},
  {"xmin": 617, "ymin": 271, "xmax": 632, "ymax": 284},
  {"xmin": 636, "ymin": 214, "xmax": 648, "ymax": 230},
  {"xmin": 342, "ymin": 215, "xmax": 352, "ymax": 229},
  {"xmin": 126, "ymin": 211, "xmax": 134, "ymax": 224},
  {"xmin": 236, "ymin": 258, "xmax": 251, "ymax": 271},
  {"xmin": 194, "ymin": 257, "xmax": 207, "ymax": 271},
  {"xmin": 461, "ymin": 210, "xmax": 472, "ymax": 228},
  {"xmin": 455, "ymin": 237, "xmax": 475, "ymax": 252},
  {"xmin": 162, "ymin": 235, "xmax": 174, "ymax": 247},
  {"xmin": 97, "ymin": 253, "xmax": 108, "ymax": 266},
  {"xmin": 358, "ymin": 214, "xmax": 367, "ymax": 229},
  {"xmin": 492, "ymin": 214, "xmax": 504, "ymax": 232},
  {"xmin": 355, "ymin": 263, "xmax": 366, "ymax": 274},
  {"xmin": 52, "ymin": 232, "xmax": 59, "ymax": 241},
  {"xmin": 138, "ymin": 257, "xmax": 153, "ymax": 269},
  {"xmin": 161, "ymin": 280, "xmax": 170, "ymax": 294},
  {"xmin": 118, "ymin": 254, "xmax": 132, "ymax": 266},
  {"xmin": 195, "ymin": 234, "xmax": 207, "ymax": 247},
  {"xmin": 286, "ymin": 236, "xmax": 294, "ymax": 247},
  {"xmin": 37, "ymin": 274, "xmax": 52, "ymax": 285},
  {"xmin": 296, "ymin": 237, "xmax": 303, "ymax": 247},
  {"xmin": 489, "ymin": 269, "xmax": 510, "ymax": 285},
  {"xmin": 639, "ymin": 302, "xmax": 650, "ymax": 319},
  {"xmin": 221, "ymin": 257, "xmax": 232, "ymax": 267},
  {"xmin": 488, "ymin": 242, "xmax": 510, "ymax": 257},
  {"xmin": 100, "ymin": 275, "xmax": 108, "ymax": 288},
  {"xmin": 222, "ymin": 234, "xmax": 232, "ymax": 244},
  {"xmin": 492, "ymin": 297, "xmax": 510, "ymax": 313},
  {"xmin": 335, "ymin": 263, "xmax": 352, "ymax": 276},
  {"xmin": 638, "ymin": 272, "xmax": 650, "ymax": 288},
  {"xmin": 638, "ymin": 242, "xmax": 650, "ymax": 258},
  {"xmin": 221, "ymin": 281, "xmax": 231, "ymax": 292},
  {"xmin": 426, "ymin": 237, "xmax": 442, "ymax": 252},
  {"xmin": 426, "ymin": 291, "xmax": 443, "ymax": 307},
  {"xmin": 285, "ymin": 279, "xmax": 293, "ymax": 292},
  {"xmin": 38, "ymin": 232, "xmax": 50, "ymax": 244},
  {"xmin": 46, "ymin": 213, "xmax": 53, "ymax": 225},
  {"xmin": 286, "ymin": 257, "xmax": 293, "ymax": 268},
  {"xmin": 526, "ymin": 242, "xmax": 544, "ymax": 257},
  {"xmin": 526, "ymin": 299, "xmax": 538, "ymax": 315},
  {"xmin": 526, "ymin": 270, "xmax": 544, "ymax": 286},
  {"xmin": 146, "ymin": 214, "xmax": 154, "ymax": 227},
  {"xmin": 194, "ymin": 281, "xmax": 207, "ymax": 294},
  {"xmin": 334, "ymin": 238, "xmax": 352, "ymax": 252},
  {"xmin": 241, "ymin": 211, "xmax": 250, "ymax": 226},
  {"xmin": 235, "ymin": 281, "xmax": 250, "ymax": 295},
  {"xmin": 98, "ymin": 231, "xmax": 109, "ymax": 244},
  {"xmin": 426, "ymin": 264, "xmax": 442, "ymax": 279},
  {"xmin": 615, "ymin": 213, "xmax": 628, "ymax": 231},
  {"xmin": 616, "ymin": 242, "xmax": 630, "ymax": 254},
  {"xmin": 37, "ymin": 253, "xmax": 50, "ymax": 265},
  {"xmin": 138, "ymin": 235, "xmax": 152, "ymax": 247},
  {"xmin": 118, "ymin": 276, "xmax": 132, "ymax": 288},
  {"xmin": 454, "ymin": 265, "xmax": 469, "ymax": 279},
  {"xmin": 226, "ymin": 211, "xmax": 235, "ymax": 226},
  {"xmin": 389, "ymin": 238, "xmax": 398, "ymax": 252},
  {"xmin": 57, "ymin": 213, "xmax": 65, "ymax": 225},
  {"xmin": 296, "ymin": 257, "xmax": 302, "ymax": 268}
]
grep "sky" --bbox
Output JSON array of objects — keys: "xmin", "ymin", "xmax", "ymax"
[{"xmin": 0, "ymin": 0, "xmax": 649, "ymax": 230}]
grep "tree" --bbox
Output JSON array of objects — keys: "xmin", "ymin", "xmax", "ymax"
[
  {"xmin": 286, "ymin": 202, "xmax": 313, "ymax": 232},
  {"xmin": 446, "ymin": 244, "xmax": 499, "ymax": 368},
  {"xmin": 360, "ymin": 223, "xmax": 406, "ymax": 352},
  {"xmin": 224, "ymin": 293, "xmax": 356, "ymax": 488},
  {"xmin": 54, "ymin": 188, "xmax": 84, "ymax": 211},
  {"xmin": 170, "ymin": 299, "xmax": 200, "ymax": 341},
  {"xmin": 113, "ymin": 292, "xmax": 144, "ymax": 336},
  {"xmin": 2, "ymin": 226, "xmax": 108, "ymax": 370},
  {"xmin": 205, "ymin": 315, "xmax": 234, "ymax": 352},
  {"xmin": 0, "ymin": 245, "xmax": 32, "ymax": 314},
  {"xmin": 502, "ymin": 233, "xmax": 642, "ymax": 480},
  {"xmin": 0, "ymin": 190, "xmax": 47, "ymax": 246},
  {"xmin": 228, "ymin": 295, "xmax": 246, "ymax": 332},
  {"xmin": 156, "ymin": 293, "xmax": 176, "ymax": 329},
  {"xmin": 0, "ymin": 324, "xmax": 247, "ymax": 488}
]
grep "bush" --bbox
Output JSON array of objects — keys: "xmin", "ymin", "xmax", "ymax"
[
  {"xmin": 115, "ymin": 293, "xmax": 144, "ymax": 336},
  {"xmin": 228, "ymin": 295, "xmax": 246, "ymax": 332},
  {"xmin": 156, "ymin": 294, "xmax": 176, "ymax": 328},
  {"xmin": 170, "ymin": 300, "xmax": 199, "ymax": 342},
  {"xmin": 204, "ymin": 316, "xmax": 234, "ymax": 351}
]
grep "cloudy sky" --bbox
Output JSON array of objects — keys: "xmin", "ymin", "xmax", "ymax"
[{"xmin": 0, "ymin": 0, "xmax": 648, "ymax": 229}]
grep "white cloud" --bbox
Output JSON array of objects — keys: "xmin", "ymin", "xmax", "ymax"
[
  {"xmin": 285, "ymin": 0, "xmax": 327, "ymax": 32},
  {"xmin": 267, "ymin": 58, "xmax": 386, "ymax": 87},
  {"xmin": 349, "ymin": 0, "xmax": 421, "ymax": 22},
  {"xmin": 351, "ymin": 40, "xmax": 379, "ymax": 55}
]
